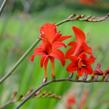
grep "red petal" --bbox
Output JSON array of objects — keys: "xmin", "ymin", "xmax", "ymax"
[
  {"xmin": 40, "ymin": 23, "xmax": 57, "ymax": 43},
  {"xmin": 67, "ymin": 62, "xmax": 77, "ymax": 73},
  {"xmin": 30, "ymin": 54, "xmax": 35, "ymax": 62},
  {"xmin": 86, "ymin": 66, "xmax": 93, "ymax": 74},
  {"xmin": 79, "ymin": 52, "xmax": 87, "ymax": 59},
  {"xmin": 50, "ymin": 57, "xmax": 55, "ymax": 78},
  {"xmin": 72, "ymin": 26, "xmax": 86, "ymax": 44},
  {"xmin": 58, "ymin": 35, "xmax": 71, "ymax": 41},
  {"xmin": 41, "ymin": 55, "xmax": 48, "ymax": 78},
  {"xmin": 69, "ymin": 56, "xmax": 78, "ymax": 62},
  {"xmin": 83, "ymin": 43, "xmax": 92, "ymax": 54},
  {"xmin": 33, "ymin": 47, "xmax": 45, "ymax": 55},
  {"xmin": 68, "ymin": 42, "xmax": 77, "ymax": 47},
  {"xmin": 41, "ymin": 39, "xmax": 52, "ymax": 49},
  {"xmin": 82, "ymin": 65, "xmax": 93, "ymax": 75},
  {"xmin": 87, "ymin": 55, "xmax": 95, "ymax": 64},
  {"xmin": 50, "ymin": 49, "xmax": 65, "ymax": 66},
  {"xmin": 66, "ymin": 45, "xmax": 77, "ymax": 58},
  {"xmin": 35, "ymin": 40, "xmax": 52, "ymax": 56},
  {"xmin": 78, "ymin": 69, "xmax": 84, "ymax": 76},
  {"xmin": 52, "ymin": 41, "xmax": 66, "ymax": 50},
  {"xmin": 53, "ymin": 33, "xmax": 61, "ymax": 42},
  {"xmin": 66, "ymin": 48, "xmax": 74, "ymax": 58},
  {"xmin": 40, "ymin": 55, "xmax": 48, "ymax": 68}
]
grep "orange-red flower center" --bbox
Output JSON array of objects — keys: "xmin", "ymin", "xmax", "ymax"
[{"xmin": 78, "ymin": 58, "xmax": 86, "ymax": 69}]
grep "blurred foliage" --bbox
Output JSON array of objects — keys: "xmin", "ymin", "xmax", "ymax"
[{"xmin": 4, "ymin": 0, "xmax": 109, "ymax": 13}]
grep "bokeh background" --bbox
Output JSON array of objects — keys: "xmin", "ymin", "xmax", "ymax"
[{"xmin": 0, "ymin": 0, "xmax": 109, "ymax": 109}]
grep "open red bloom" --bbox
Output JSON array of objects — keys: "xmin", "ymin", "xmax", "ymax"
[
  {"xmin": 66, "ymin": 26, "xmax": 95, "ymax": 76},
  {"xmin": 66, "ymin": 26, "xmax": 92, "ymax": 59},
  {"xmin": 40, "ymin": 23, "xmax": 71, "ymax": 44},
  {"xmin": 31, "ymin": 23, "xmax": 71, "ymax": 79},
  {"xmin": 67, "ymin": 53, "xmax": 95, "ymax": 76}
]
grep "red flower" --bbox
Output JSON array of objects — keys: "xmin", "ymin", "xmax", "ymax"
[
  {"xmin": 65, "ymin": 95, "xmax": 76, "ymax": 109},
  {"xmin": 66, "ymin": 26, "xmax": 92, "ymax": 59},
  {"xmin": 67, "ymin": 52, "xmax": 95, "ymax": 76},
  {"xmin": 66, "ymin": 26, "xmax": 95, "ymax": 76},
  {"xmin": 67, "ymin": 96, "xmax": 76, "ymax": 106},
  {"xmin": 31, "ymin": 23, "xmax": 71, "ymax": 80},
  {"xmin": 80, "ymin": 0, "xmax": 96, "ymax": 5}
]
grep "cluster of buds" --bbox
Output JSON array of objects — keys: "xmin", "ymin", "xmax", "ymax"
[{"xmin": 91, "ymin": 64, "xmax": 109, "ymax": 81}]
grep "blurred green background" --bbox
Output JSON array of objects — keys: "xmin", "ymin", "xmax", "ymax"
[{"xmin": 0, "ymin": 0, "xmax": 109, "ymax": 109}]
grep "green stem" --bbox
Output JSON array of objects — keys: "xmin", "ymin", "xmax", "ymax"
[
  {"xmin": 15, "ymin": 78, "xmax": 109, "ymax": 109},
  {"xmin": 0, "ymin": 0, "xmax": 7, "ymax": 15},
  {"xmin": 0, "ymin": 39, "xmax": 41, "ymax": 84},
  {"xmin": 56, "ymin": 19, "xmax": 70, "ymax": 26}
]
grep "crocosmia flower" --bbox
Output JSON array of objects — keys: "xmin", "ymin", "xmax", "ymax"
[
  {"xmin": 31, "ymin": 23, "xmax": 71, "ymax": 80},
  {"xmin": 66, "ymin": 26, "xmax": 95, "ymax": 76},
  {"xmin": 67, "ymin": 52, "xmax": 95, "ymax": 76}
]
